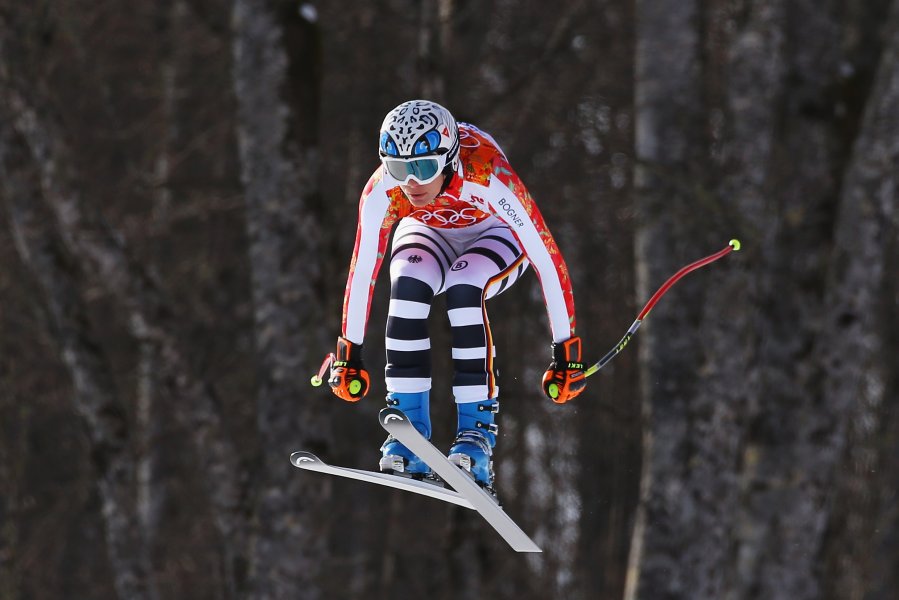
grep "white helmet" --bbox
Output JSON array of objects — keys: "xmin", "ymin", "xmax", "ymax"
[{"xmin": 378, "ymin": 100, "xmax": 460, "ymax": 184}]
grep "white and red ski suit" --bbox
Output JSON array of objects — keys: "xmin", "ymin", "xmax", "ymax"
[{"xmin": 341, "ymin": 123, "xmax": 577, "ymax": 402}]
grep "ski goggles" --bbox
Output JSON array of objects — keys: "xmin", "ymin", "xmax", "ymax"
[{"xmin": 381, "ymin": 153, "xmax": 448, "ymax": 185}]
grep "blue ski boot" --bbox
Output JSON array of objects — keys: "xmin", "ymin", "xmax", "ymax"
[
  {"xmin": 380, "ymin": 391, "xmax": 432, "ymax": 477},
  {"xmin": 448, "ymin": 399, "xmax": 499, "ymax": 492}
]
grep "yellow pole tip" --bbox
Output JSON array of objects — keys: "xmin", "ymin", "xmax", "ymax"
[
  {"xmin": 311, "ymin": 375, "xmax": 323, "ymax": 387},
  {"xmin": 729, "ymin": 239, "xmax": 742, "ymax": 252}
]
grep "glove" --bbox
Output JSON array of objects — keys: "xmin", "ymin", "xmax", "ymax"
[
  {"xmin": 328, "ymin": 336, "xmax": 370, "ymax": 402},
  {"xmin": 542, "ymin": 336, "xmax": 586, "ymax": 403}
]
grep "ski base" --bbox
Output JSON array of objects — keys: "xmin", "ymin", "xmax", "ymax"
[
  {"xmin": 290, "ymin": 450, "xmax": 473, "ymax": 509},
  {"xmin": 290, "ymin": 409, "xmax": 541, "ymax": 552}
]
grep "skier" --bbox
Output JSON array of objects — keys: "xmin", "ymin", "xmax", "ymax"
[{"xmin": 327, "ymin": 100, "xmax": 586, "ymax": 493}]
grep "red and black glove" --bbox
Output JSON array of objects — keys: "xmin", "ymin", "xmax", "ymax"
[
  {"xmin": 542, "ymin": 336, "xmax": 587, "ymax": 403},
  {"xmin": 328, "ymin": 336, "xmax": 370, "ymax": 402}
]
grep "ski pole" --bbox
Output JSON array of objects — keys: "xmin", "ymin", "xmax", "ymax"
[
  {"xmin": 583, "ymin": 239, "xmax": 741, "ymax": 379},
  {"xmin": 311, "ymin": 352, "xmax": 336, "ymax": 387}
]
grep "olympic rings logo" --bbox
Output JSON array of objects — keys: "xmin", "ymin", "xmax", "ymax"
[
  {"xmin": 410, "ymin": 207, "xmax": 481, "ymax": 226},
  {"xmin": 458, "ymin": 128, "xmax": 481, "ymax": 149}
]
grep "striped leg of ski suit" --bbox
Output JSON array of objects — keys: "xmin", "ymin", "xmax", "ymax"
[{"xmin": 385, "ymin": 217, "xmax": 528, "ymax": 402}]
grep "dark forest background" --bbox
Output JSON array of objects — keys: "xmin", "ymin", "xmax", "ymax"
[{"xmin": 1, "ymin": 1, "xmax": 897, "ymax": 599}]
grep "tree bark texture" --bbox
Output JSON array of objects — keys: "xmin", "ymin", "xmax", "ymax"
[
  {"xmin": 820, "ymin": 3, "xmax": 899, "ymax": 597},
  {"xmin": 628, "ymin": 0, "xmax": 708, "ymax": 596},
  {"xmin": 629, "ymin": 0, "xmax": 899, "ymax": 598},
  {"xmin": 231, "ymin": 0, "xmax": 330, "ymax": 597},
  {"xmin": 0, "ymin": 125, "xmax": 160, "ymax": 600},
  {"xmin": 0, "ymin": 31, "xmax": 250, "ymax": 594}
]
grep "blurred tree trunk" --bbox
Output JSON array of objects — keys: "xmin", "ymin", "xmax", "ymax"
[
  {"xmin": 0, "ymin": 363, "xmax": 24, "ymax": 597},
  {"xmin": 689, "ymin": 1, "xmax": 787, "ymax": 598},
  {"xmin": 0, "ymin": 78, "xmax": 250, "ymax": 598},
  {"xmin": 0, "ymin": 399, "xmax": 24, "ymax": 598},
  {"xmin": 626, "ymin": 0, "xmax": 709, "ymax": 596},
  {"xmin": 230, "ymin": 0, "xmax": 331, "ymax": 597},
  {"xmin": 720, "ymin": 1, "xmax": 895, "ymax": 599},
  {"xmin": 628, "ymin": 0, "xmax": 897, "ymax": 598},
  {"xmin": 821, "ymin": 2, "xmax": 899, "ymax": 597},
  {"xmin": 135, "ymin": 0, "xmax": 190, "ymax": 555},
  {"xmin": 725, "ymin": 0, "xmax": 839, "ymax": 598},
  {"xmin": 0, "ymin": 126, "xmax": 160, "ymax": 600}
]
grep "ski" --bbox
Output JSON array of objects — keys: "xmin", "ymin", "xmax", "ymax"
[
  {"xmin": 289, "ymin": 451, "xmax": 474, "ymax": 509},
  {"xmin": 379, "ymin": 407, "xmax": 542, "ymax": 553}
]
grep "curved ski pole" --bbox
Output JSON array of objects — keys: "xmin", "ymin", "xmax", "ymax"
[
  {"xmin": 584, "ymin": 239, "xmax": 741, "ymax": 379},
  {"xmin": 310, "ymin": 352, "xmax": 336, "ymax": 387}
]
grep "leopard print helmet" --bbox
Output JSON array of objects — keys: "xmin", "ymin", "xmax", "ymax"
[{"xmin": 378, "ymin": 100, "xmax": 460, "ymax": 171}]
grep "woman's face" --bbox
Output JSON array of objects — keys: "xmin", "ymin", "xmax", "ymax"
[{"xmin": 400, "ymin": 174, "xmax": 446, "ymax": 207}]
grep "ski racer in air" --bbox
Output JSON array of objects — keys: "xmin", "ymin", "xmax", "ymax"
[{"xmin": 327, "ymin": 99, "xmax": 586, "ymax": 493}]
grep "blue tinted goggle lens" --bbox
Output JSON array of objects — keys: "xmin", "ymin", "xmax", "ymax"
[{"xmin": 384, "ymin": 157, "xmax": 441, "ymax": 183}]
